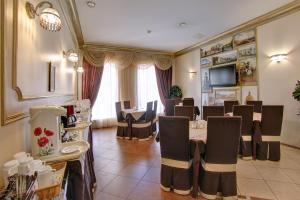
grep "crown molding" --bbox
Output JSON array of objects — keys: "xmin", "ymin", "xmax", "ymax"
[
  {"xmin": 64, "ymin": 0, "xmax": 84, "ymax": 46},
  {"xmin": 83, "ymin": 43, "xmax": 174, "ymax": 56},
  {"xmin": 175, "ymin": 0, "xmax": 300, "ymax": 57}
]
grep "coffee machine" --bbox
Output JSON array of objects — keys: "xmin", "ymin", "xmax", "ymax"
[{"xmin": 61, "ymin": 105, "xmax": 77, "ymax": 128}]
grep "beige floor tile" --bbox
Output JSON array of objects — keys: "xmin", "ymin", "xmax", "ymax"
[
  {"xmin": 267, "ymin": 181, "xmax": 300, "ymax": 200},
  {"xmin": 252, "ymin": 157, "xmax": 300, "ymax": 170},
  {"xmin": 281, "ymin": 169, "xmax": 300, "ymax": 185},
  {"xmin": 237, "ymin": 162, "xmax": 262, "ymax": 179},
  {"xmin": 256, "ymin": 166, "xmax": 293, "ymax": 182},
  {"xmin": 237, "ymin": 178, "xmax": 276, "ymax": 199},
  {"xmin": 102, "ymin": 176, "xmax": 139, "ymax": 198}
]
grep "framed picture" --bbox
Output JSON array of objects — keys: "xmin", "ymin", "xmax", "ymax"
[
  {"xmin": 238, "ymin": 43, "xmax": 256, "ymax": 58},
  {"xmin": 212, "ymin": 50, "xmax": 237, "ymax": 66},
  {"xmin": 234, "ymin": 29, "xmax": 256, "ymax": 46},
  {"xmin": 214, "ymin": 87, "xmax": 240, "ymax": 105},
  {"xmin": 201, "ymin": 67, "xmax": 212, "ymax": 93},
  {"xmin": 200, "ymin": 57, "xmax": 212, "ymax": 67},
  {"xmin": 241, "ymin": 86, "xmax": 258, "ymax": 104},
  {"xmin": 200, "ymin": 37, "xmax": 233, "ymax": 57},
  {"xmin": 237, "ymin": 57, "xmax": 257, "ymax": 84},
  {"xmin": 48, "ymin": 62, "xmax": 55, "ymax": 92}
]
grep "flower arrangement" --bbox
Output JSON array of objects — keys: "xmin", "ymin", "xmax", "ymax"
[
  {"xmin": 34, "ymin": 127, "xmax": 55, "ymax": 156},
  {"xmin": 292, "ymin": 80, "xmax": 300, "ymax": 101},
  {"xmin": 169, "ymin": 85, "xmax": 183, "ymax": 98}
]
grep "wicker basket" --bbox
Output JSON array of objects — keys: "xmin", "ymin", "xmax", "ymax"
[{"xmin": 35, "ymin": 162, "xmax": 66, "ymax": 200}]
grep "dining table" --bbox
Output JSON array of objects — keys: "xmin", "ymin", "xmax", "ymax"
[
  {"xmin": 121, "ymin": 108, "xmax": 146, "ymax": 139},
  {"xmin": 226, "ymin": 112, "xmax": 262, "ymax": 121}
]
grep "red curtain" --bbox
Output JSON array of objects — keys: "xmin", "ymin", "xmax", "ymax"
[
  {"xmin": 82, "ymin": 58, "xmax": 104, "ymax": 108},
  {"xmin": 155, "ymin": 66, "xmax": 172, "ymax": 106}
]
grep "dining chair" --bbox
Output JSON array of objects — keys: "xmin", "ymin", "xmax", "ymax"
[
  {"xmin": 202, "ymin": 106, "xmax": 224, "ymax": 121},
  {"xmin": 115, "ymin": 102, "xmax": 129, "ymax": 138},
  {"xmin": 224, "ymin": 100, "xmax": 239, "ymax": 114},
  {"xmin": 199, "ymin": 116, "xmax": 241, "ymax": 199},
  {"xmin": 165, "ymin": 99, "xmax": 175, "ymax": 116},
  {"xmin": 183, "ymin": 98, "xmax": 194, "ymax": 106},
  {"xmin": 174, "ymin": 106, "xmax": 194, "ymax": 121},
  {"xmin": 131, "ymin": 102, "xmax": 153, "ymax": 140},
  {"xmin": 233, "ymin": 105, "xmax": 254, "ymax": 159},
  {"xmin": 159, "ymin": 116, "xmax": 192, "ymax": 195},
  {"xmin": 152, "ymin": 100, "xmax": 158, "ymax": 133},
  {"xmin": 246, "ymin": 100, "xmax": 263, "ymax": 113},
  {"xmin": 257, "ymin": 105, "xmax": 284, "ymax": 161},
  {"xmin": 123, "ymin": 100, "xmax": 131, "ymax": 109}
]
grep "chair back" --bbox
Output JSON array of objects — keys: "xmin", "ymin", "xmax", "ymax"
[
  {"xmin": 202, "ymin": 106, "xmax": 224, "ymax": 121},
  {"xmin": 233, "ymin": 105, "xmax": 254, "ymax": 136},
  {"xmin": 246, "ymin": 101, "xmax": 262, "ymax": 113},
  {"xmin": 205, "ymin": 116, "xmax": 241, "ymax": 164},
  {"xmin": 115, "ymin": 102, "xmax": 124, "ymax": 122},
  {"xmin": 123, "ymin": 100, "xmax": 131, "ymax": 109},
  {"xmin": 174, "ymin": 106, "xmax": 194, "ymax": 121},
  {"xmin": 261, "ymin": 105, "xmax": 284, "ymax": 136},
  {"xmin": 183, "ymin": 98, "xmax": 194, "ymax": 106},
  {"xmin": 159, "ymin": 116, "xmax": 190, "ymax": 161},
  {"xmin": 145, "ymin": 101, "xmax": 154, "ymax": 122},
  {"xmin": 165, "ymin": 99, "xmax": 175, "ymax": 116},
  {"xmin": 153, "ymin": 100, "xmax": 158, "ymax": 117},
  {"xmin": 224, "ymin": 100, "xmax": 239, "ymax": 114}
]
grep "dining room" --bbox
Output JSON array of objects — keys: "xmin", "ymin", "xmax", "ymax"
[{"xmin": 1, "ymin": 0, "xmax": 300, "ymax": 200}]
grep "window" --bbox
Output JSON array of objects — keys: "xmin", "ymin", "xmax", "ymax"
[
  {"xmin": 92, "ymin": 63, "xmax": 118, "ymax": 127},
  {"xmin": 137, "ymin": 65, "xmax": 164, "ymax": 113}
]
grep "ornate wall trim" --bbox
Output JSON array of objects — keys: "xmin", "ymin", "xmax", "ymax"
[{"xmin": 175, "ymin": 0, "xmax": 300, "ymax": 57}]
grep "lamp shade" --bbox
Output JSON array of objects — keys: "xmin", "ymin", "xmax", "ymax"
[
  {"xmin": 39, "ymin": 7, "xmax": 62, "ymax": 32},
  {"xmin": 77, "ymin": 66, "xmax": 84, "ymax": 73},
  {"xmin": 68, "ymin": 52, "xmax": 79, "ymax": 63}
]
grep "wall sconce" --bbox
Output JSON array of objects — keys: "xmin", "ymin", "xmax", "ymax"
[
  {"xmin": 76, "ymin": 66, "xmax": 84, "ymax": 73},
  {"xmin": 270, "ymin": 54, "xmax": 288, "ymax": 63},
  {"xmin": 25, "ymin": 1, "xmax": 62, "ymax": 32},
  {"xmin": 189, "ymin": 71, "xmax": 197, "ymax": 79},
  {"xmin": 63, "ymin": 49, "xmax": 79, "ymax": 63}
]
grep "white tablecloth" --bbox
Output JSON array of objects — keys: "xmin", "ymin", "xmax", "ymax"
[
  {"xmin": 122, "ymin": 109, "xmax": 146, "ymax": 120},
  {"xmin": 226, "ymin": 112, "xmax": 262, "ymax": 121},
  {"xmin": 189, "ymin": 122, "xmax": 207, "ymax": 143}
]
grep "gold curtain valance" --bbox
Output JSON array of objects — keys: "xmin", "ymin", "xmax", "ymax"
[{"xmin": 82, "ymin": 48, "xmax": 173, "ymax": 70}]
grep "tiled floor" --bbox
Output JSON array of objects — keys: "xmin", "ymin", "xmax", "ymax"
[{"xmin": 93, "ymin": 128, "xmax": 300, "ymax": 200}]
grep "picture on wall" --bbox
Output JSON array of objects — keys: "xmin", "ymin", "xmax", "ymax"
[
  {"xmin": 214, "ymin": 88, "xmax": 240, "ymax": 105},
  {"xmin": 200, "ymin": 37, "xmax": 233, "ymax": 58},
  {"xmin": 212, "ymin": 51, "xmax": 237, "ymax": 66},
  {"xmin": 200, "ymin": 57, "xmax": 212, "ymax": 67},
  {"xmin": 234, "ymin": 29, "xmax": 256, "ymax": 46},
  {"xmin": 238, "ymin": 43, "xmax": 256, "ymax": 58},
  {"xmin": 202, "ymin": 92, "xmax": 215, "ymax": 106},
  {"xmin": 241, "ymin": 86, "xmax": 258, "ymax": 104},
  {"xmin": 201, "ymin": 67, "xmax": 212, "ymax": 93},
  {"xmin": 237, "ymin": 57, "xmax": 257, "ymax": 84},
  {"xmin": 48, "ymin": 62, "xmax": 55, "ymax": 92}
]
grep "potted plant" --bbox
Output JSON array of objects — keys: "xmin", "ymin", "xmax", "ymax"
[
  {"xmin": 292, "ymin": 80, "xmax": 300, "ymax": 101},
  {"xmin": 169, "ymin": 85, "xmax": 183, "ymax": 99}
]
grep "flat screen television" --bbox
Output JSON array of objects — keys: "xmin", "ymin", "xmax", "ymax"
[{"xmin": 209, "ymin": 64, "xmax": 236, "ymax": 87}]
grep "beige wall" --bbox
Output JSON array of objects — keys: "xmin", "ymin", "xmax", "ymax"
[
  {"xmin": 0, "ymin": 0, "xmax": 77, "ymax": 186},
  {"xmin": 174, "ymin": 49, "xmax": 201, "ymax": 107},
  {"xmin": 257, "ymin": 11, "xmax": 300, "ymax": 147},
  {"xmin": 174, "ymin": 10, "xmax": 300, "ymax": 147}
]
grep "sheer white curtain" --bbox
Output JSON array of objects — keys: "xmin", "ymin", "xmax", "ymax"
[
  {"xmin": 92, "ymin": 63, "xmax": 119, "ymax": 128},
  {"xmin": 137, "ymin": 64, "xmax": 164, "ymax": 113}
]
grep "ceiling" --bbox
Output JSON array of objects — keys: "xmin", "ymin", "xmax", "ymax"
[{"xmin": 75, "ymin": 0, "xmax": 294, "ymax": 52}]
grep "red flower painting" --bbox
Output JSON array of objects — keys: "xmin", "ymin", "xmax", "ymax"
[
  {"xmin": 37, "ymin": 137, "xmax": 49, "ymax": 147},
  {"xmin": 44, "ymin": 129, "xmax": 54, "ymax": 137},
  {"xmin": 34, "ymin": 127, "xmax": 42, "ymax": 136}
]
